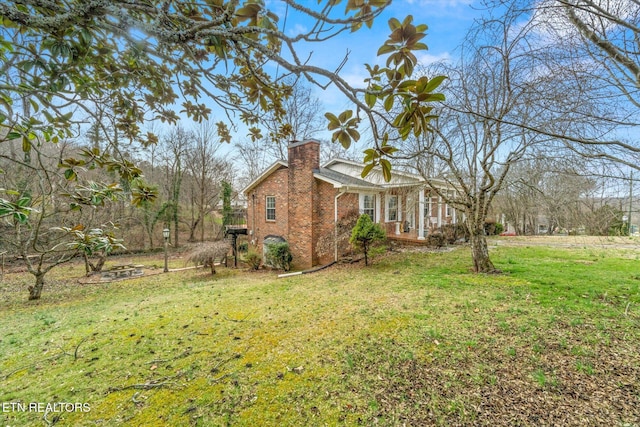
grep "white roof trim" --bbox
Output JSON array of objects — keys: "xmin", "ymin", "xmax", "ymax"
[
  {"xmin": 312, "ymin": 172, "xmax": 380, "ymax": 191},
  {"xmin": 321, "ymin": 157, "xmax": 362, "ymax": 169},
  {"xmin": 313, "ymin": 173, "xmax": 343, "ymax": 188},
  {"xmin": 323, "ymin": 158, "xmax": 424, "ymax": 182},
  {"xmin": 241, "ymin": 160, "xmax": 288, "ymax": 194}
]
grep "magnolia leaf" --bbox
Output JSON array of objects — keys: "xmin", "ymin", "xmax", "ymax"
[
  {"xmin": 380, "ymin": 159, "xmax": 392, "ymax": 182},
  {"xmin": 346, "ymin": 127, "xmax": 360, "ymax": 142},
  {"xmin": 364, "ymin": 91, "xmax": 377, "ymax": 108},
  {"xmin": 363, "ymin": 148, "xmax": 377, "ymax": 163},
  {"xmin": 64, "ymin": 169, "xmax": 77, "ymax": 181},
  {"xmin": 424, "ymin": 75, "xmax": 447, "ymax": 92},
  {"xmin": 6, "ymin": 131, "xmax": 20, "ymax": 140},
  {"xmin": 337, "ymin": 130, "xmax": 351, "ymax": 149},
  {"xmin": 424, "ymin": 93, "xmax": 446, "ymax": 102},
  {"xmin": 16, "ymin": 196, "xmax": 31, "ymax": 208},
  {"xmin": 22, "ymin": 137, "xmax": 31, "ymax": 153},
  {"xmin": 412, "ymin": 42, "xmax": 428, "ymax": 51},
  {"xmin": 384, "ymin": 94, "xmax": 395, "ymax": 112},
  {"xmin": 406, "ymin": 33, "xmax": 426, "ymax": 46},
  {"xmin": 380, "ymin": 144, "xmax": 398, "ymax": 155},
  {"xmin": 236, "ymin": 4, "xmax": 261, "ymax": 19},
  {"xmin": 388, "ymin": 17, "xmax": 401, "ymax": 30},
  {"xmin": 377, "ymin": 44, "xmax": 395, "ymax": 56},
  {"xmin": 338, "ymin": 110, "xmax": 353, "ymax": 122},
  {"xmin": 325, "ymin": 112, "xmax": 341, "ymax": 130},
  {"xmin": 361, "ymin": 162, "xmax": 375, "ymax": 178}
]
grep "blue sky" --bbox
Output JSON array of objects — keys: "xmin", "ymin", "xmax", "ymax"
[
  {"xmin": 271, "ymin": 0, "xmax": 481, "ymax": 116},
  {"xmin": 142, "ymin": 1, "xmax": 484, "ymax": 157}
]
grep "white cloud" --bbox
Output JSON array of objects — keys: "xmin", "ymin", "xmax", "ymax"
[
  {"xmin": 287, "ymin": 23, "xmax": 308, "ymax": 37},
  {"xmin": 416, "ymin": 51, "xmax": 452, "ymax": 66}
]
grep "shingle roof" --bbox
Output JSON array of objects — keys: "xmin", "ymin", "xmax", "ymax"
[{"xmin": 313, "ymin": 168, "xmax": 382, "ymax": 190}]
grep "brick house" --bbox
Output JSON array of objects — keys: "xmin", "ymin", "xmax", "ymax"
[{"xmin": 243, "ymin": 139, "xmax": 460, "ymax": 270}]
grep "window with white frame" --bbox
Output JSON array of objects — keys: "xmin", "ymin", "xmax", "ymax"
[
  {"xmin": 361, "ymin": 194, "xmax": 376, "ymax": 222},
  {"xmin": 386, "ymin": 195, "xmax": 398, "ymax": 222},
  {"xmin": 265, "ymin": 196, "xmax": 276, "ymax": 221},
  {"xmin": 446, "ymin": 190, "xmax": 454, "ymax": 217},
  {"xmin": 424, "ymin": 196, "xmax": 431, "ymax": 218},
  {"xmin": 406, "ymin": 196, "xmax": 415, "ymax": 229}
]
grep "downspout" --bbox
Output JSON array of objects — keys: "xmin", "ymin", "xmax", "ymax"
[
  {"xmin": 334, "ymin": 189, "xmax": 347, "ymax": 262},
  {"xmin": 252, "ymin": 193, "xmax": 256, "ymax": 244}
]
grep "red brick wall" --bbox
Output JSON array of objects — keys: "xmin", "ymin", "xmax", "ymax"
[
  {"xmin": 246, "ymin": 166, "xmax": 289, "ymax": 249},
  {"xmin": 287, "ymin": 141, "xmax": 320, "ymax": 269},
  {"xmin": 248, "ymin": 140, "xmax": 384, "ymax": 269},
  {"xmin": 314, "ymin": 180, "xmax": 337, "ymax": 265},
  {"xmin": 334, "ymin": 192, "xmax": 360, "ymax": 262}
]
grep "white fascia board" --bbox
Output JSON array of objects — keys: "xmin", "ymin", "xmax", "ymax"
[
  {"xmin": 313, "ymin": 173, "xmax": 379, "ymax": 192},
  {"xmin": 241, "ymin": 160, "xmax": 288, "ymax": 194}
]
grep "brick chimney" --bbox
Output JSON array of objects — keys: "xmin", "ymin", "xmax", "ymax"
[{"xmin": 287, "ymin": 140, "xmax": 320, "ymax": 269}]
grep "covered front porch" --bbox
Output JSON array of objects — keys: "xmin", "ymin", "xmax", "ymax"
[{"xmin": 379, "ymin": 186, "xmax": 461, "ymax": 242}]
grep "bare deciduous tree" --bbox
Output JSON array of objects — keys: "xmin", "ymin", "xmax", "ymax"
[
  {"xmin": 159, "ymin": 126, "xmax": 192, "ymax": 247},
  {"xmin": 184, "ymin": 122, "xmax": 232, "ymax": 242},
  {"xmin": 398, "ymin": 6, "xmax": 551, "ymax": 272}
]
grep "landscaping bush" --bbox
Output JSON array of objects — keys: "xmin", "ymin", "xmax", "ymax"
[
  {"xmin": 442, "ymin": 223, "xmax": 469, "ymax": 244},
  {"xmin": 350, "ymin": 214, "xmax": 386, "ymax": 266},
  {"xmin": 186, "ymin": 241, "xmax": 229, "ymax": 275},
  {"xmin": 426, "ymin": 232, "xmax": 445, "ymax": 248},
  {"xmin": 244, "ymin": 248, "xmax": 262, "ymax": 270},
  {"xmin": 265, "ymin": 242, "xmax": 293, "ymax": 271},
  {"xmin": 484, "ymin": 219, "xmax": 504, "ymax": 236}
]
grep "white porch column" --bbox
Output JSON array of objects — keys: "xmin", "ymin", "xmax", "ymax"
[
  {"xmin": 452, "ymin": 206, "xmax": 457, "ymax": 224},
  {"xmin": 437, "ymin": 195, "xmax": 442, "ymax": 228},
  {"xmin": 418, "ymin": 189, "xmax": 425, "ymax": 239}
]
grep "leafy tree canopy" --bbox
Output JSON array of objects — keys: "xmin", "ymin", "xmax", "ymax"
[{"xmin": 0, "ymin": 0, "xmax": 445, "ymax": 183}]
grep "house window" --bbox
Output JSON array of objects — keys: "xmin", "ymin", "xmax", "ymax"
[
  {"xmin": 386, "ymin": 195, "xmax": 398, "ymax": 222},
  {"xmin": 266, "ymin": 196, "xmax": 276, "ymax": 221},
  {"xmin": 361, "ymin": 194, "xmax": 376, "ymax": 222},
  {"xmin": 445, "ymin": 190, "xmax": 455, "ymax": 217},
  {"xmin": 425, "ymin": 196, "xmax": 434, "ymax": 218},
  {"xmin": 406, "ymin": 196, "xmax": 415, "ymax": 229}
]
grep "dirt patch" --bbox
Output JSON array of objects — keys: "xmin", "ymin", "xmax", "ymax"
[{"xmin": 343, "ymin": 332, "xmax": 640, "ymax": 426}]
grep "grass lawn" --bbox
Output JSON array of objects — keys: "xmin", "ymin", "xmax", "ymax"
[{"xmin": 1, "ymin": 241, "xmax": 639, "ymax": 426}]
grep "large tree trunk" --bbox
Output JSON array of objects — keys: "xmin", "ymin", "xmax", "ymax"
[
  {"xmin": 28, "ymin": 274, "xmax": 45, "ymax": 300},
  {"xmin": 469, "ymin": 227, "xmax": 498, "ymax": 273},
  {"xmin": 84, "ymin": 253, "xmax": 107, "ymax": 275},
  {"xmin": 173, "ymin": 206, "xmax": 179, "ymax": 248}
]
